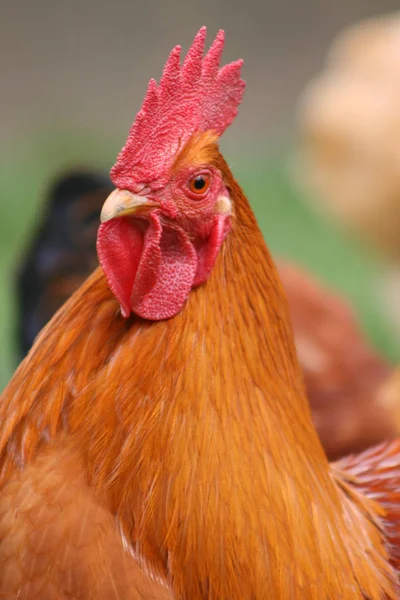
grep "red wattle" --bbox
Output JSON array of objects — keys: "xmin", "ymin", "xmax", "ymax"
[
  {"xmin": 97, "ymin": 219, "xmax": 145, "ymax": 317},
  {"xmin": 130, "ymin": 212, "xmax": 197, "ymax": 320},
  {"xmin": 97, "ymin": 212, "xmax": 198, "ymax": 321}
]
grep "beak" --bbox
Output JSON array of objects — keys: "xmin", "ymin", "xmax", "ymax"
[{"xmin": 100, "ymin": 189, "xmax": 159, "ymax": 223}]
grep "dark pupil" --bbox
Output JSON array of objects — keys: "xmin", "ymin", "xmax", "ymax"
[{"xmin": 193, "ymin": 176, "xmax": 206, "ymax": 190}]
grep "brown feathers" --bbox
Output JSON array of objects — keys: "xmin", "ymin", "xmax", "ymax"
[
  {"xmin": 0, "ymin": 443, "xmax": 174, "ymax": 599},
  {"xmin": 335, "ymin": 439, "xmax": 400, "ymax": 577},
  {"xmin": 0, "ymin": 151, "xmax": 399, "ymax": 598},
  {"xmin": 171, "ymin": 131, "xmax": 220, "ymax": 175},
  {"xmin": 278, "ymin": 260, "xmax": 398, "ymax": 460}
]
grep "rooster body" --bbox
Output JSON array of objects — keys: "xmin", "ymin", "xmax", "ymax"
[
  {"xmin": 1, "ymin": 29, "xmax": 400, "ymax": 599},
  {"xmin": 15, "ymin": 171, "xmax": 400, "ymax": 460}
]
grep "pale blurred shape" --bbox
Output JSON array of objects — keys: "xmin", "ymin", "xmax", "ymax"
[{"xmin": 295, "ymin": 12, "xmax": 400, "ymax": 261}]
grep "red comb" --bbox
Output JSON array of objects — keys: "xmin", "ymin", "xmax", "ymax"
[{"xmin": 110, "ymin": 27, "xmax": 245, "ymax": 191}]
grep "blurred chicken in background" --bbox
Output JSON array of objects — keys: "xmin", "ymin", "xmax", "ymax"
[
  {"xmin": 295, "ymin": 11, "xmax": 400, "ymax": 339},
  {"xmin": 16, "ymin": 168, "xmax": 400, "ymax": 460},
  {"xmin": 16, "ymin": 170, "xmax": 113, "ymax": 358},
  {"xmin": 279, "ymin": 261, "xmax": 400, "ymax": 459}
]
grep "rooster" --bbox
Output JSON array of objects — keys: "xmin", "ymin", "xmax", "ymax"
[
  {"xmin": 1, "ymin": 28, "xmax": 400, "ymax": 599},
  {"xmin": 15, "ymin": 172, "xmax": 400, "ymax": 460}
]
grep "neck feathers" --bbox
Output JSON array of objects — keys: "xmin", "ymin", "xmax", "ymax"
[
  {"xmin": 0, "ymin": 154, "xmax": 396, "ymax": 598},
  {"xmin": 71, "ymin": 154, "xmax": 396, "ymax": 598}
]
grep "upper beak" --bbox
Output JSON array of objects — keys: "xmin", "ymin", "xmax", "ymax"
[{"xmin": 100, "ymin": 189, "xmax": 159, "ymax": 223}]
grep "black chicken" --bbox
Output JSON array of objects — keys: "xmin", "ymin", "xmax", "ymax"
[{"xmin": 16, "ymin": 170, "xmax": 113, "ymax": 358}]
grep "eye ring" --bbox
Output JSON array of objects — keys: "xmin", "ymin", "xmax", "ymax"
[{"xmin": 188, "ymin": 173, "xmax": 211, "ymax": 197}]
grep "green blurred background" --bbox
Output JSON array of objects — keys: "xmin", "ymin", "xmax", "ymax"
[{"xmin": 1, "ymin": 0, "xmax": 400, "ymax": 390}]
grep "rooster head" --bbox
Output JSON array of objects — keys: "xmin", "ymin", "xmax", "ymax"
[{"xmin": 97, "ymin": 27, "xmax": 245, "ymax": 320}]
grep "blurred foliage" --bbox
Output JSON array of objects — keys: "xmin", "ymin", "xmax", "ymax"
[{"xmin": 0, "ymin": 134, "xmax": 399, "ymax": 391}]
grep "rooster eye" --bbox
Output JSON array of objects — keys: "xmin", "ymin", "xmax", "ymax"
[{"xmin": 188, "ymin": 174, "xmax": 211, "ymax": 196}]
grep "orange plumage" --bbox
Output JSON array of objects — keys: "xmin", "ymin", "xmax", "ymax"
[
  {"xmin": 0, "ymin": 152, "xmax": 399, "ymax": 598},
  {"xmin": 1, "ymin": 28, "xmax": 400, "ymax": 599},
  {"xmin": 16, "ymin": 170, "xmax": 400, "ymax": 463}
]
